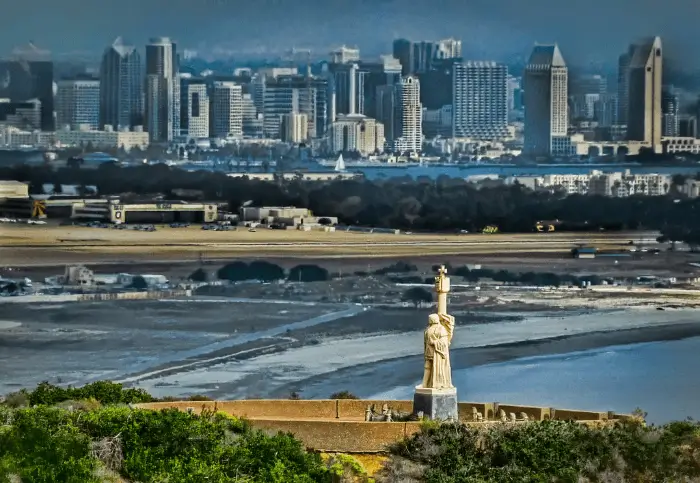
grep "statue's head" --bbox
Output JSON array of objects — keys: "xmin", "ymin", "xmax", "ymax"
[{"xmin": 428, "ymin": 313, "xmax": 440, "ymax": 325}]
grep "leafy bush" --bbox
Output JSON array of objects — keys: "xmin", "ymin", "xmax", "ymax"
[
  {"xmin": 26, "ymin": 381, "xmax": 154, "ymax": 406},
  {"xmin": 375, "ymin": 261, "xmax": 418, "ymax": 275},
  {"xmin": 187, "ymin": 267, "xmax": 208, "ymax": 282},
  {"xmin": 380, "ymin": 419, "xmax": 700, "ymax": 482},
  {"xmin": 217, "ymin": 260, "xmax": 285, "ymax": 282},
  {"xmin": 402, "ymin": 287, "xmax": 433, "ymax": 307},
  {"xmin": 289, "ymin": 264, "xmax": 330, "ymax": 282},
  {"xmin": 0, "ymin": 405, "xmax": 332, "ymax": 483}
]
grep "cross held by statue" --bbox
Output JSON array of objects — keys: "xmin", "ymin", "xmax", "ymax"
[{"xmin": 434, "ymin": 265, "xmax": 450, "ymax": 314}]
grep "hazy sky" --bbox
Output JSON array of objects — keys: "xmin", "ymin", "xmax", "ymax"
[{"xmin": 2, "ymin": 0, "xmax": 699, "ymax": 67}]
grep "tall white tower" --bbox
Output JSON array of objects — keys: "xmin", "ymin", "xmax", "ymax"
[
  {"xmin": 523, "ymin": 44, "xmax": 568, "ymax": 157},
  {"xmin": 211, "ymin": 81, "xmax": 243, "ymax": 139},
  {"xmin": 396, "ymin": 75, "xmax": 422, "ymax": 155}
]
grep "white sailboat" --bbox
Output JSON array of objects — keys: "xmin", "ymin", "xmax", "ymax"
[{"xmin": 334, "ymin": 153, "xmax": 346, "ymax": 172}]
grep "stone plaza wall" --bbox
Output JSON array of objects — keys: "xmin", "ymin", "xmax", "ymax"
[{"xmin": 137, "ymin": 399, "xmax": 633, "ymax": 453}]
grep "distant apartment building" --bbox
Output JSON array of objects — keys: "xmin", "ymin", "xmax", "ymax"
[
  {"xmin": 452, "ymin": 61, "xmax": 508, "ymax": 140},
  {"xmin": 422, "ymin": 105, "xmax": 452, "ymax": 138},
  {"xmin": 329, "ymin": 113, "xmax": 384, "ymax": 155},
  {"xmin": 0, "ymin": 99, "xmax": 41, "ymax": 129},
  {"xmin": 210, "ymin": 81, "xmax": 243, "ymax": 139},
  {"xmin": 55, "ymin": 124, "xmax": 148, "ymax": 151},
  {"xmin": 240, "ymin": 93, "xmax": 262, "ymax": 138},
  {"xmin": 99, "ymin": 37, "xmax": 143, "ymax": 130},
  {"xmin": 330, "ymin": 46, "xmax": 360, "ymax": 64},
  {"xmin": 179, "ymin": 76, "xmax": 209, "ymax": 140},
  {"xmin": 394, "ymin": 76, "xmax": 422, "ymax": 154},
  {"xmin": 392, "ymin": 38, "xmax": 462, "ymax": 75},
  {"xmin": 512, "ymin": 170, "xmax": 671, "ymax": 197},
  {"xmin": 523, "ymin": 44, "xmax": 569, "ymax": 157},
  {"xmin": 262, "ymin": 75, "xmax": 317, "ymax": 139},
  {"xmin": 375, "ymin": 84, "xmax": 398, "ymax": 146},
  {"xmin": 55, "ymin": 79, "xmax": 100, "ymax": 130},
  {"xmin": 0, "ymin": 43, "xmax": 54, "ymax": 131},
  {"xmin": 280, "ymin": 113, "xmax": 308, "ymax": 143},
  {"xmin": 662, "ymin": 86, "xmax": 679, "ymax": 137}
]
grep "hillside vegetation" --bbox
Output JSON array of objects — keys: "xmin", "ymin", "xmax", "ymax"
[{"xmin": 2, "ymin": 382, "xmax": 700, "ymax": 482}]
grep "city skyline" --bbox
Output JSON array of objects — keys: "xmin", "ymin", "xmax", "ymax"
[{"xmin": 2, "ymin": 0, "xmax": 699, "ymax": 69}]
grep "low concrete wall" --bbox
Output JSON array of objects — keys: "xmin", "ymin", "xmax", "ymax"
[
  {"xmin": 338, "ymin": 399, "xmax": 413, "ymax": 419},
  {"xmin": 252, "ymin": 420, "xmax": 418, "ymax": 452},
  {"xmin": 141, "ymin": 400, "xmax": 337, "ymax": 419},
  {"xmin": 136, "ymin": 399, "xmax": 631, "ymax": 453}
]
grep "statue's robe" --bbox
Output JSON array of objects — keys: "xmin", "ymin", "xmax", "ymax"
[{"xmin": 422, "ymin": 322, "xmax": 453, "ymax": 389}]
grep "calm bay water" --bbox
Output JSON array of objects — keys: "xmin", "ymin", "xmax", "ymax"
[
  {"xmin": 371, "ymin": 336, "xmax": 700, "ymax": 425},
  {"xmin": 358, "ymin": 164, "xmax": 700, "ymax": 181}
]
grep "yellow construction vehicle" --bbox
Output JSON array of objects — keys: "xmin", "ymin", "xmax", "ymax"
[
  {"xmin": 535, "ymin": 222, "xmax": 555, "ymax": 232},
  {"xmin": 31, "ymin": 200, "xmax": 46, "ymax": 219},
  {"xmin": 482, "ymin": 225, "xmax": 499, "ymax": 234}
]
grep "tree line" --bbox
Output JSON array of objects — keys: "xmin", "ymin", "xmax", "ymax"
[{"xmin": 4, "ymin": 163, "xmax": 700, "ymax": 236}]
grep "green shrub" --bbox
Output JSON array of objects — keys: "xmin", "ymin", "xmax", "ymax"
[
  {"xmin": 27, "ymin": 381, "xmax": 154, "ymax": 406},
  {"xmin": 381, "ymin": 419, "xmax": 700, "ymax": 482}
]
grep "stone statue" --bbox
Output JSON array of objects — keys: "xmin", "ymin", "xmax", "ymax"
[
  {"xmin": 419, "ymin": 266, "xmax": 455, "ymax": 390},
  {"xmin": 413, "ymin": 265, "xmax": 459, "ymax": 421}
]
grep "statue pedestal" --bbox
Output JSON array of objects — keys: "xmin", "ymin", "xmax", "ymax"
[{"xmin": 413, "ymin": 386, "xmax": 458, "ymax": 421}]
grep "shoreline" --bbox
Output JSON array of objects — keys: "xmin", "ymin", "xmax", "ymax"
[{"xmin": 269, "ymin": 321, "xmax": 700, "ymax": 399}]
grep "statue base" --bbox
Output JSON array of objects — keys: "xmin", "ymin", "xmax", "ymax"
[{"xmin": 413, "ymin": 386, "xmax": 458, "ymax": 421}]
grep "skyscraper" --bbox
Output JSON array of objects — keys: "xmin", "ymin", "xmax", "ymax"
[
  {"xmin": 523, "ymin": 44, "xmax": 568, "ymax": 157},
  {"xmin": 179, "ymin": 76, "xmax": 209, "ymax": 140},
  {"xmin": 55, "ymin": 78, "xmax": 100, "ymax": 130},
  {"xmin": 211, "ymin": 81, "xmax": 243, "ymax": 139},
  {"xmin": 145, "ymin": 37, "xmax": 178, "ymax": 142},
  {"xmin": 626, "ymin": 37, "xmax": 662, "ymax": 148},
  {"xmin": 452, "ymin": 61, "xmax": 508, "ymax": 140},
  {"xmin": 616, "ymin": 45, "xmax": 635, "ymax": 126},
  {"xmin": 392, "ymin": 38, "xmax": 462, "ymax": 75},
  {"xmin": 395, "ymin": 76, "xmax": 422, "ymax": 154},
  {"xmin": 262, "ymin": 75, "xmax": 316, "ymax": 139},
  {"xmin": 0, "ymin": 43, "xmax": 54, "ymax": 131},
  {"xmin": 99, "ymin": 37, "xmax": 143, "ymax": 130},
  {"xmin": 662, "ymin": 85, "xmax": 679, "ymax": 137},
  {"xmin": 376, "ymin": 84, "xmax": 398, "ymax": 146}
]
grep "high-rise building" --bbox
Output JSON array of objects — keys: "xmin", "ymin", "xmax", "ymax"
[
  {"xmin": 392, "ymin": 38, "xmax": 462, "ymax": 75},
  {"xmin": 262, "ymin": 75, "xmax": 316, "ymax": 139},
  {"xmin": 241, "ymin": 93, "xmax": 263, "ymax": 138},
  {"xmin": 145, "ymin": 37, "xmax": 179, "ymax": 142},
  {"xmin": 330, "ymin": 46, "xmax": 360, "ymax": 64},
  {"xmin": 179, "ymin": 76, "xmax": 209, "ymax": 139},
  {"xmin": 617, "ymin": 46, "xmax": 635, "ymax": 126},
  {"xmin": 99, "ymin": 37, "xmax": 143, "ymax": 130},
  {"xmin": 395, "ymin": 76, "xmax": 422, "ymax": 154},
  {"xmin": 662, "ymin": 85, "xmax": 679, "ymax": 137},
  {"xmin": 523, "ymin": 44, "xmax": 568, "ymax": 157},
  {"xmin": 280, "ymin": 113, "xmax": 308, "ymax": 143},
  {"xmin": 418, "ymin": 58, "xmax": 457, "ymax": 110},
  {"xmin": 452, "ymin": 61, "xmax": 508, "ymax": 140},
  {"xmin": 329, "ymin": 114, "xmax": 384, "ymax": 155},
  {"xmin": 376, "ymin": 84, "xmax": 398, "ymax": 146},
  {"xmin": 0, "ymin": 43, "xmax": 54, "ymax": 131},
  {"xmin": 211, "ymin": 81, "xmax": 243, "ymax": 139},
  {"xmin": 0, "ymin": 99, "xmax": 42, "ymax": 129},
  {"xmin": 55, "ymin": 78, "xmax": 100, "ymax": 130},
  {"xmin": 626, "ymin": 37, "xmax": 662, "ymax": 148},
  {"xmin": 436, "ymin": 39, "xmax": 462, "ymax": 60}
]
